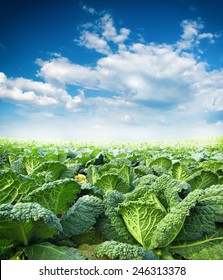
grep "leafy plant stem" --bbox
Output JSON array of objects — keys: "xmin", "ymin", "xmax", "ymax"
[{"xmin": 18, "ymin": 221, "xmax": 28, "ymax": 246}]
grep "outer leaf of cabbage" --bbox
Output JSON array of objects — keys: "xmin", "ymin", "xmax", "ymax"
[
  {"xmin": 170, "ymin": 237, "xmax": 223, "ymax": 260},
  {"xmin": 0, "ymin": 203, "xmax": 62, "ymax": 246},
  {"xmin": 0, "ymin": 171, "xmax": 38, "ymax": 204},
  {"xmin": 21, "ymin": 179, "xmax": 81, "ymax": 215},
  {"xmin": 175, "ymin": 185, "xmax": 223, "ymax": 242},
  {"xmin": 24, "ymin": 242, "xmax": 88, "ymax": 260},
  {"xmin": 186, "ymin": 170, "xmax": 218, "ymax": 190},
  {"xmin": 95, "ymin": 174, "xmax": 130, "ymax": 193},
  {"xmin": 102, "ymin": 191, "xmax": 136, "ymax": 243},
  {"xmin": 149, "ymin": 174, "xmax": 191, "ymax": 211},
  {"xmin": 61, "ymin": 195, "xmax": 104, "ymax": 237}
]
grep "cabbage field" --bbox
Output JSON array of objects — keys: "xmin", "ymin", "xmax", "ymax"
[{"xmin": 0, "ymin": 137, "xmax": 223, "ymax": 260}]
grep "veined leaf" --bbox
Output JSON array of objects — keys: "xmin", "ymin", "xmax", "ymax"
[
  {"xmin": 23, "ymin": 156, "xmax": 45, "ymax": 175},
  {"xmin": 74, "ymin": 150, "xmax": 92, "ymax": 165},
  {"xmin": 170, "ymin": 237, "xmax": 223, "ymax": 260},
  {"xmin": 60, "ymin": 163, "xmax": 82, "ymax": 179},
  {"xmin": 24, "ymin": 242, "xmax": 88, "ymax": 260},
  {"xmin": 118, "ymin": 193, "xmax": 167, "ymax": 248},
  {"xmin": 172, "ymin": 162, "xmax": 191, "ymax": 180},
  {"xmin": 133, "ymin": 165, "xmax": 154, "ymax": 178},
  {"xmin": 21, "ymin": 179, "xmax": 81, "ymax": 215},
  {"xmin": 10, "ymin": 158, "xmax": 27, "ymax": 175},
  {"xmin": 86, "ymin": 165, "xmax": 100, "ymax": 184},
  {"xmin": 98, "ymin": 158, "xmax": 133, "ymax": 186},
  {"xmin": 7, "ymin": 153, "xmax": 18, "ymax": 165},
  {"xmin": 0, "ymin": 239, "xmax": 15, "ymax": 260},
  {"xmin": 149, "ymin": 157, "xmax": 172, "ymax": 170},
  {"xmin": 80, "ymin": 182, "xmax": 103, "ymax": 197},
  {"xmin": 200, "ymin": 160, "xmax": 223, "ymax": 173},
  {"xmin": 30, "ymin": 161, "xmax": 67, "ymax": 184},
  {"xmin": 134, "ymin": 174, "xmax": 157, "ymax": 188},
  {"xmin": 0, "ymin": 171, "xmax": 38, "ymax": 204},
  {"xmin": 118, "ymin": 189, "xmax": 202, "ymax": 250},
  {"xmin": 43, "ymin": 149, "xmax": 68, "ymax": 162},
  {"xmin": 95, "ymin": 174, "xmax": 130, "ymax": 193},
  {"xmin": 186, "ymin": 170, "xmax": 219, "ymax": 190}
]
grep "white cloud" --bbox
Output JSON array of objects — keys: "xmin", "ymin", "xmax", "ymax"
[
  {"xmin": 0, "ymin": 71, "xmax": 87, "ymax": 110},
  {"xmin": 181, "ymin": 19, "xmax": 203, "ymax": 40},
  {"xmin": 77, "ymin": 12, "xmax": 130, "ymax": 54},
  {"xmin": 198, "ymin": 33, "xmax": 215, "ymax": 43},
  {"xmin": 65, "ymin": 89, "xmax": 85, "ymax": 111},
  {"xmin": 176, "ymin": 19, "xmax": 220, "ymax": 51},
  {"xmin": 0, "ymin": 72, "xmax": 59, "ymax": 106},
  {"xmin": 78, "ymin": 31, "xmax": 111, "ymax": 54},
  {"xmin": 192, "ymin": 69, "xmax": 223, "ymax": 112},
  {"xmin": 11, "ymin": 76, "xmax": 69, "ymax": 102},
  {"xmin": 100, "ymin": 14, "xmax": 130, "ymax": 44},
  {"xmin": 82, "ymin": 4, "xmax": 97, "ymax": 15},
  {"xmin": 36, "ymin": 57, "xmax": 97, "ymax": 88}
]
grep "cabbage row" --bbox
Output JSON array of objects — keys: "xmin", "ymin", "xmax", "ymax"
[{"xmin": 0, "ymin": 138, "xmax": 223, "ymax": 260}]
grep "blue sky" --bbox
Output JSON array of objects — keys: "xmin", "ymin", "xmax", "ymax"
[{"xmin": 0, "ymin": 0, "xmax": 223, "ymax": 141}]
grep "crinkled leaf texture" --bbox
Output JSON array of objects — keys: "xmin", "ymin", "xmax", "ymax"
[
  {"xmin": 60, "ymin": 163, "xmax": 82, "ymax": 179},
  {"xmin": 168, "ymin": 184, "xmax": 223, "ymax": 260},
  {"xmin": 149, "ymin": 174, "xmax": 192, "ymax": 211},
  {"xmin": 97, "ymin": 191, "xmax": 136, "ymax": 243},
  {"xmin": 24, "ymin": 242, "xmax": 88, "ymax": 260},
  {"xmin": 94, "ymin": 240, "xmax": 158, "ymax": 260},
  {"xmin": 175, "ymin": 185, "xmax": 223, "ymax": 242},
  {"xmin": 150, "ymin": 189, "xmax": 202, "ymax": 249},
  {"xmin": 21, "ymin": 179, "xmax": 81, "ymax": 215},
  {"xmin": 61, "ymin": 195, "xmax": 104, "ymax": 237},
  {"xmin": 0, "ymin": 203, "xmax": 62, "ymax": 246},
  {"xmin": 85, "ymin": 165, "xmax": 100, "ymax": 185}
]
